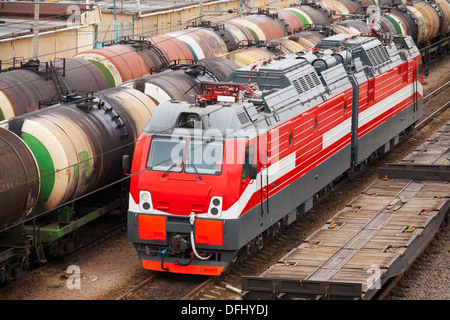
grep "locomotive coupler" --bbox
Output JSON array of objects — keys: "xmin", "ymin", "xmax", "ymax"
[{"xmin": 170, "ymin": 234, "xmax": 189, "ymax": 254}]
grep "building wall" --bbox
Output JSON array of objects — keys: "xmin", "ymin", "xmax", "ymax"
[
  {"xmin": 0, "ymin": 27, "xmax": 95, "ymax": 68},
  {"xmin": 0, "ymin": 5, "xmax": 101, "ymax": 68},
  {"xmin": 100, "ymin": 0, "xmax": 299, "ymax": 39}
]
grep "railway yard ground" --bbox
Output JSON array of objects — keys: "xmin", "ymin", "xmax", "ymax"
[{"xmin": 0, "ymin": 53, "xmax": 449, "ymax": 302}]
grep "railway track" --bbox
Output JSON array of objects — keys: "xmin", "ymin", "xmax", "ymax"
[
  {"xmin": 116, "ymin": 272, "xmax": 212, "ymax": 300},
  {"xmin": 417, "ymin": 80, "xmax": 450, "ymax": 129},
  {"xmin": 0, "ymin": 214, "xmax": 126, "ymax": 291}
]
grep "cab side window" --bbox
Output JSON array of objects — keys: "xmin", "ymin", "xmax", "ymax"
[
  {"xmin": 418, "ymin": 57, "xmax": 423, "ymax": 78},
  {"xmin": 242, "ymin": 145, "xmax": 254, "ymax": 179}
]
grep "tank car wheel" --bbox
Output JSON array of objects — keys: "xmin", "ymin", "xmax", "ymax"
[
  {"xmin": 48, "ymin": 241, "xmax": 60, "ymax": 257},
  {"xmin": 0, "ymin": 267, "xmax": 7, "ymax": 284},
  {"xmin": 12, "ymin": 264, "xmax": 23, "ymax": 280}
]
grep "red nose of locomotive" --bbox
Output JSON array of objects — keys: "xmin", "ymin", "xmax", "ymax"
[
  {"xmin": 130, "ymin": 135, "xmax": 227, "ymax": 215},
  {"xmin": 127, "ymin": 131, "xmax": 242, "ymax": 275}
]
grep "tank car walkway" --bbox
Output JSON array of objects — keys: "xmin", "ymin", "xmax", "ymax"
[{"xmin": 242, "ymin": 122, "xmax": 450, "ymax": 300}]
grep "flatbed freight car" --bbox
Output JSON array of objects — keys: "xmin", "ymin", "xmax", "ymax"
[{"xmin": 241, "ymin": 121, "xmax": 450, "ymax": 300}]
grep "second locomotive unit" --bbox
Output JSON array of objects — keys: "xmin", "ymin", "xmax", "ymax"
[{"xmin": 126, "ymin": 33, "xmax": 424, "ymax": 275}]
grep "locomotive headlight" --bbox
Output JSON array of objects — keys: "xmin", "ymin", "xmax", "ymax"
[
  {"xmin": 139, "ymin": 191, "xmax": 153, "ymax": 212},
  {"xmin": 207, "ymin": 196, "xmax": 223, "ymax": 218},
  {"xmin": 141, "ymin": 192, "xmax": 150, "ymax": 201}
]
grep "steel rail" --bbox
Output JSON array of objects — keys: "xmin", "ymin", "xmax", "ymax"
[
  {"xmin": 116, "ymin": 274, "xmax": 156, "ymax": 300},
  {"xmin": 417, "ymin": 80, "xmax": 450, "ymax": 129},
  {"xmin": 423, "ymin": 80, "xmax": 450, "ymax": 101},
  {"xmin": 0, "ymin": 220, "xmax": 126, "ymax": 290}
]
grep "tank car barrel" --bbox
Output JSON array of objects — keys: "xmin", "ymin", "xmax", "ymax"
[
  {"xmin": 0, "ymin": 87, "xmax": 157, "ymax": 214},
  {"xmin": 0, "ymin": 57, "xmax": 109, "ymax": 120},
  {"xmin": 0, "ymin": 127, "xmax": 39, "ymax": 229}
]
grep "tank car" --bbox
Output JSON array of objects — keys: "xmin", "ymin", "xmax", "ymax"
[
  {"xmin": 122, "ymin": 57, "xmax": 240, "ymax": 105},
  {"xmin": 0, "ymin": 58, "xmax": 108, "ymax": 120},
  {"xmin": 0, "ymin": 128, "xmax": 39, "ymax": 230},
  {"xmin": 0, "ymin": 87, "xmax": 158, "ymax": 274},
  {"xmin": 1, "ymin": 87, "xmax": 157, "ymax": 213},
  {"xmin": 126, "ymin": 33, "xmax": 424, "ymax": 275}
]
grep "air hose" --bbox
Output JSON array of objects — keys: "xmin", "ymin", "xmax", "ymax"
[
  {"xmin": 161, "ymin": 249, "xmax": 169, "ymax": 271},
  {"xmin": 189, "ymin": 213, "xmax": 212, "ymax": 261}
]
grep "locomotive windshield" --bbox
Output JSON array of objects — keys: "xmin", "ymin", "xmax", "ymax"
[
  {"xmin": 186, "ymin": 140, "xmax": 223, "ymax": 175},
  {"xmin": 147, "ymin": 137, "xmax": 185, "ymax": 173},
  {"xmin": 147, "ymin": 137, "xmax": 223, "ymax": 176}
]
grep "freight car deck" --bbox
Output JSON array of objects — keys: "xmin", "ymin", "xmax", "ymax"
[{"xmin": 241, "ymin": 122, "xmax": 450, "ymax": 300}]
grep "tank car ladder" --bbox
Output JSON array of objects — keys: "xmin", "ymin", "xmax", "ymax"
[{"xmin": 45, "ymin": 60, "xmax": 75, "ymax": 102}]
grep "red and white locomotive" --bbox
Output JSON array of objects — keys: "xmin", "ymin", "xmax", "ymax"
[{"xmin": 126, "ymin": 33, "xmax": 424, "ymax": 275}]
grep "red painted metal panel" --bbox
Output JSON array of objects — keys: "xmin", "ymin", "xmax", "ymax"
[
  {"xmin": 278, "ymin": 9, "xmax": 305, "ymax": 34},
  {"xmin": 138, "ymin": 215, "xmax": 166, "ymax": 241},
  {"xmin": 195, "ymin": 219, "xmax": 223, "ymax": 246},
  {"xmin": 79, "ymin": 45, "xmax": 149, "ymax": 82},
  {"xmin": 147, "ymin": 35, "xmax": 194, "ymax": 65}
]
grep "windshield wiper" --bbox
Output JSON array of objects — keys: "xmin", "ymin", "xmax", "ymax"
[
  {"xmin": 186, "ymin": 157, "xmax": 203, "ymax": 180},
  {"xmin": 162, "ymin": 160, "xmax": 181, "ymax": 177}
]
